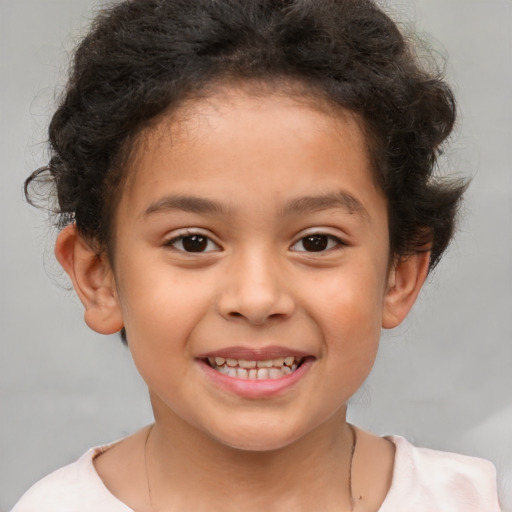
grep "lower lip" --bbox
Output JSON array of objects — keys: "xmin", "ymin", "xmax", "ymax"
[{"xmin": 198, "ymin": 359, "xmax": 314, "ymax": 399}]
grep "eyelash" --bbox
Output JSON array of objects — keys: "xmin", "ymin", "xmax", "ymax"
[
  {"xmin": 164, "ymin": 231, "xmax": 345, "ymax": 254},
  {"xmin": 164, "ymin": 232, "xmax": 220, "ymax": 253},
  {"xmin": 290, "ymin": 233, "xmax": 346, "ymax": 253}
]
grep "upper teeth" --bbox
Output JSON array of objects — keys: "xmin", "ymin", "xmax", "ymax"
[
  {"xmin": 210, "ymin": 356, "xmax": 297, "ymax": 368},
  {"xmin": 207, "ymin": 356, "xmax": 300, "ymax": 380}
]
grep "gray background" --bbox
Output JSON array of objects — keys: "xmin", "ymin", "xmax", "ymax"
[{"xmin": 1, "ymin": 0, "xmax": 511, "ymax": 510}]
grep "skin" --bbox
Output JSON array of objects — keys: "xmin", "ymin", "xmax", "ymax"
[{"xmin": 56, "ymin": 87, "xmax": 429, "ymax": 511}]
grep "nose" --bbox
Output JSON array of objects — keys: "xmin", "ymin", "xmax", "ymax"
[{"xmin": 216, "ymin": 249, "xmax": 295, "ymax": 325}]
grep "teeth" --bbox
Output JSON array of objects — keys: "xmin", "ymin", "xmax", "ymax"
[
  {"xmin": 208, "ymin": 356, "xmax": 303, "ymax": 380},
  {"xmin": 256, "ymin": 360, "xmax": 273, "ymax": 368},
  {"xmin": 208, "ymin": 356, "xmax": 301, "ymax": 380},
  {"xmin": 257, "ymin": 368, "xmax": 269, "ymax": 379},
  {"xmin": 208, "ymin": 356, "xmax": 299, "ymax": 369},
  {"xmin": 239, "ymin": 359, "xmax": 256, "ymax": 368},
  {"xmin": 268, "ymin": 368, "xmax": 283, "ymax": 379},
  {"xmin": 237, "ymin": 368, "xmax": 248, "ymax": 378},
  {"xmin": 218, "ymin": 364, "xmax": 230, "ymax": 375}
]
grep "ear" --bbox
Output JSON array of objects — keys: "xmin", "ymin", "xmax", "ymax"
[
  {"xmin": 55, "ymin": 224, "xmax": 124, "ymax": 335},
  {"xmin": 382, "ymin": 251, "xmax": 430, "ymax": 329}
]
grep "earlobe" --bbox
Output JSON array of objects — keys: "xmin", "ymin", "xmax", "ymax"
[
  {"xmin": 382, "ymin": 251, "xmax": 430, "ymax": 329},
  {"xmin": 55, "ymin": 224, "xmax": 124, "ymax": 335}
]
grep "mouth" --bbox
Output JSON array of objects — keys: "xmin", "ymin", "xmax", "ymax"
[
  {"xmin": 205, "ymin": 356, "xmax": 303, "ymax": 380},
  {"xmin": 198, "ymin": 348, "xmax": 314, "ymax": 398}
]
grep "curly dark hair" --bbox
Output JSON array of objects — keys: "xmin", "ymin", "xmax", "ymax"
[{"xmin": 26, "ymin": 0, "xmax": 466, "ymax": 271}]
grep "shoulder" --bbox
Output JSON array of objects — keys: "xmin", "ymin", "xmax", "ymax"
[
  {"xmin": 380, "ymin": 436, "xmax": 501, "ymax": 512},
  {"xmin": 10, "ymin": 444, "xmax": 132, "ymax": 512}
]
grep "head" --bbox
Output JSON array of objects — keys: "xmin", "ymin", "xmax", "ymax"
[
  {"xmin": 26, "ymin": 0, "xmax": 466, "ymax": 450},
  {"xmin": 27, "ymin": 0, "xmax": 464, "ymax": 267}
]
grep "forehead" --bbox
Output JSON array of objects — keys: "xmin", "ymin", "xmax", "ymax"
[{"xmin": 119, "ymin": 86, "xmax": 385, "ymax": 224}]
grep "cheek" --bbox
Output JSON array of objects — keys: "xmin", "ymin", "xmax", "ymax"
[
  {"xmin": 117, "ymin": 253, "xmax": 211, "ymax": 331},
  {"xmin": 310, "ymin": 259, "xmax": 387, "ymax": 356},
  {"xmin": 115, "ymin": 265, "xmax": 213, "ymax": 383},
  {"xmin": 315, "ymin": 279, "xmax": 384, "ymax": 401}
]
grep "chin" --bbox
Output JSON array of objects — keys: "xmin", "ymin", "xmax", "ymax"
[
  {"xmin": 216, "ymin": 434, "xmax": 298, "ymax": 453},
  {"xmin": 204, "ymin": 419, "xmax": 311, "ymax": 453}
]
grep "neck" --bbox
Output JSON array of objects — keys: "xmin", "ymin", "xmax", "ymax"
[{"xmin": 145, "ymin": 405, "xmax": 355, "ymax": 512}]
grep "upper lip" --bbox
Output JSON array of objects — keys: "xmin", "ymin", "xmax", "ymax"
[{"xmin": 197, "ymin": 346, "xmax": 312, "ymax": 361}]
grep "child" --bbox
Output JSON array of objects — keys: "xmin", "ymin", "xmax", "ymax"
[{"xmin": 13, "ymin": 0, "xmax": 502, "ymax": 510}]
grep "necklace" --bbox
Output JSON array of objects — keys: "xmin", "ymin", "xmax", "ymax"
[
  {"xmin": 144, "ymin": 423, "xmax": 357, "ymax": 512},
  {"xmin": 143, "ymin": 424, "xmax": 155, "ymax": 512},
  {"xmin": 347, "ymin": 423, "xmax": 357, "ymax": 511}
]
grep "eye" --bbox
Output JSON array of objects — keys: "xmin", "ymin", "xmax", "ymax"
[
  {"xmin": 290, "ymin": 234, "xmax": 344, "ymax": 252},
  {"xmin": 165, "ymin": 233, "xmax": 220, "ymax": 253}
]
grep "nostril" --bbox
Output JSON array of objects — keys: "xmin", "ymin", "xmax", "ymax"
[{"xmin": 218, "ymin": 287, "xmax": 295, "ymax": 325}]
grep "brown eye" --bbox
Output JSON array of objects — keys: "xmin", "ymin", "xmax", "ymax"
[
  {"xmin": 291, "ymin": 234, "xmax": 343, "ymax": 253},
  {"xmin": 302, "ymin": 235, "xmax": 329, "ymax": 252},
  {"xmin": 182, "ymin": 235, "xmax": 207, "ymax": 252},
  {"xmin": 167, "ymin": 234, "xmax": 219, "ymax": 253}
]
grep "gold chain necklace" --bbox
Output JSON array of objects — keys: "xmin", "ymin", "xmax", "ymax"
[{"xmin": 144, "ymin": 423, "xmax": 357, "ymax": 512}]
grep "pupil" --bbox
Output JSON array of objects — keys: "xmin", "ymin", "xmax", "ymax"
[
  {"xmin": 183, "ymin": 235, "xmax": 207, "ymax": 252},
  {"xmin": 303, "ymin": 235, "xmax": 328, "ymax": 252}
]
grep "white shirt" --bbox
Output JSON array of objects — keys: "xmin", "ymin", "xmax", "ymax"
[{"xmin": 11, "ymin": 436, "xmax": 501, "ymax": 511}]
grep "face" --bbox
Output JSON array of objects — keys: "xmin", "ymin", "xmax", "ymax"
[{"xmin": 111, "ymin": 88, "xmax": 393, "ymax": 451}]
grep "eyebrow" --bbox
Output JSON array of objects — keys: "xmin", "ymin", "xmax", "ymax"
[
  {"xmin": 142, "ymin": 190, "xmax": 368, "ymax": 219},
  {"xmin": 143, "ymin": 195, "xmax": 230, "ymax": 217},
  {"xmin": 280, "ymin": 191, "xmax": 369, "ymax": 219}
]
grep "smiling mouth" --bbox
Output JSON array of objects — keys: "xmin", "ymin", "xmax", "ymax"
[{"xmin": 206, "ymin": 356, "xmax": 303, "ymax": 380}]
